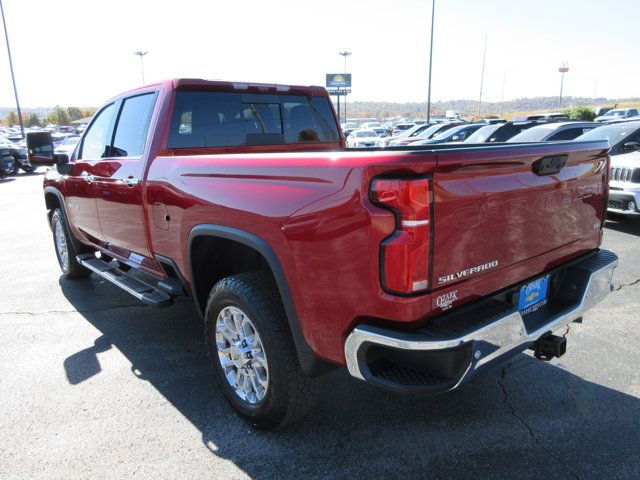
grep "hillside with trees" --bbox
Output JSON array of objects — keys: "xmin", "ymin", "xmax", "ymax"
[{"xmin": 340, "ymin": 96, "xmax": 640, "ymax": 120}]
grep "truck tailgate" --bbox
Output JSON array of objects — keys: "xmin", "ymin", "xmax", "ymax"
[{"xmin": 431, "ymin": 141, "xmax": 609, "ymax": 289}]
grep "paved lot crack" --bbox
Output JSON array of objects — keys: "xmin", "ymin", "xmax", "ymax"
[
  {"xmin": 498, "ymin": 361, "xmax": 580, "ymax": 480},
  {"xmin": 614, "ymin": 278, "xmax": 640, "ymax": 291},
  {"xmin": 0, "ymin": 304, "xmax": 147, "ymax": 317}
]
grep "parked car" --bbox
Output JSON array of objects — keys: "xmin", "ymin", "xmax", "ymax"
[
  {"xmin": 379, "ymin": 123, "xmax": 434, "ymax": 147},
  {"xmin": 594, "ymin": 108, "xmax": 639, "ymax": 123},
  {"xmin": 371, "ymin": 127, "xmax": 391, "ymax": 137},
  {"xmin": 346, "ymin": 129, "xmax": 385, "ymax": 148},
  {"xmin": 464, "ymin": 121, "xmax": 543, "ymax": 144},
  {"xmin": 391, "ymin": 122, "xmax": 415, "ymax": 136},
  {"xmin": 506, "ymin": 122, "xmax": 599, "ymax": 143},
  {"xmin": 408, "ymin": 123, "xmax": 484, "ymax": 145},
  {"xmin": 573, "ymin": 121, "xmax": 640, "ymax": 156},
  {"xmin": 514, "ymin": 112, "xmax": 568, "ymax": 122},
  {"xmin": 53, "ymin": 136, "xmax": 81, "ymax": 159},
  {"xmin": 389, "ymin": 122, "xmax": 464, "ymax": 147},
  {"xmin": 361, "ymin": 121, "xmax": 383, "ymax": 129},
  {"xmin": 0, "ymin": 136, "xmax": 31, "ymax": 174},
  {"xmin": 608, "ymin": 151, "xmax": 640, "ymax": 215},
  {"xmin": 39, "ymin": 78, "xmax": 616, "ymax": 430},
  {"xmin": 342, "ymin": 127, "xmax": 357, "ymax": 138},
  {"xmin": 0, "ymin": 147, "xmax": 15, "ymax": 179}
]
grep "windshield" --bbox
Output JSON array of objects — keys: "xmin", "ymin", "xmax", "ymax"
[
  {"xmin": 61, "ymin": 137, "xmax": 80, "ymax": 146},
  {"xmin": 575, "ymin": 122, "xmax": 640, "ymax": 144},
  {"xmin": 356, "ymin": 130, "xmax": 376, "ymax": 138},
  {"xmin": 602, "ymin": 110, "xmax": 625, "ymax": 118},
  {"xmin": 507, "ymin": 126, "xmax": 555, "ymax": 142},
  {"xmin": 394, "ymin": 124, "xmax": 415, "ymax": 134},
  {"xmin": 415, "ymin": 124, "xmax": 444, "ymax": 139},
  {"xmin": 464, "ymin": 124, "xmax": 501, "ymax": 143},
  {"xmin": 431, "ymin": 125, "xmax": 467, "ymax": 141}
]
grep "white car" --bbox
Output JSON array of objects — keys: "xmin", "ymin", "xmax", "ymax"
[
  {"xmin": 595, "ymin": 108, "xmax": 639, "ymax": 123},
  {"xmin": 346, "ymin": 129, "xmax": 385, "ymax": 148},
  {"xmin": 53, "ymin": 136, "xmax": 81, "ymax": 158},
  {"xmin": 608, "ymin": 151, "xmax": 640, "ymax": 215}
]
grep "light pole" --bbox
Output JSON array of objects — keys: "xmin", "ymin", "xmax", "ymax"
[
  {"xmin": 558, "ymin": 61, "xmax": 569, "ymax": 109},
  {"xmin": 134, "ymin": 51, "xmax": 148, "ymax": 84},
  {"xmin": 585, "ymin": 75, "xmax": 598, "ymax": 101},
  {"xmin": 499, "ymin": 68, "xmax": 516, "ymax": 116},
  {"xmin": 0, "ymin": 0, "xmax": 24, "ymax": 138},
  {"xmin": 426, "ymin": 0, "xmax": 435, "ymax": 123},
  {"xmin": 339, "ymin": 51, "xmax": 351, "ymax": 123},
  {"xmin": 477, "ymin": 35, "xmax": 487, "ymax": 117}
]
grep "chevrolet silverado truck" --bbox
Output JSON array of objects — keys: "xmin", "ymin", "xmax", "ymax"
[{"xmin": 38, "ymin": 79, "xmax": 618, "ymax": 429}]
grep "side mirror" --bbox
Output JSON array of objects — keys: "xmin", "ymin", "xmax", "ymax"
[
  {"xmin": 54, "ymin": 154, "xmax": 73, "ymax": 175},
  {"xmin": 622, "ymin": 142, "xmax": 640, "ymax": 152},
  {"xmin": 451, "ymin": 135, "xmax": 462, "ymax": 142},
  {"xmin": 26, "ymin": 131, "xmax": 54, "ymax": 165}
]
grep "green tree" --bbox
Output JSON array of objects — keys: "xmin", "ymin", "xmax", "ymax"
[
  {"xmin": 81, "ymin": 107, "xmax": 96, "ymax": 118},
  {"xmin": 66, "ymin": 107, "xmax": 84, "ymax": 121},
  {"xmin": 53, "ymin": 105, "xmax": 71, "ymax": 125},
  {"xmin": 26, "ymin": 113, "xmax": 41, "ymax": 127},
  {"xmin": 5, "ymin": 111, "xmax": 17, "ymax": 125},
  {"xmin": 563, "ymin": 106, "xmax": 596, "ymax": 121}
]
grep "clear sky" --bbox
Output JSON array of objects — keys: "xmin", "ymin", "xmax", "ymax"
[{"xmin": 0, "ymin": 0, "xmax": 638, "ymax": 108}]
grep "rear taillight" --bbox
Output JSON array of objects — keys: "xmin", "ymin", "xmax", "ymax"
[{"xmin": 371, "ymin": 177, "xmax": 431, "ymax": 294}]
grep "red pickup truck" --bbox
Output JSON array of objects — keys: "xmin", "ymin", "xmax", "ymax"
[{"xmin": 39, "ymin": 79, "xmax": 617, "ymax": 429}]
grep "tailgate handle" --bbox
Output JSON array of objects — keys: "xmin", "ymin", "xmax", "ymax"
[{"xmin": 532, "ymin": 155, "xmax": 568, "ymax": 176}]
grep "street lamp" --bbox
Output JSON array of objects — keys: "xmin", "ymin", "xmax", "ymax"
[
  {"xmin": 0, "ymin": 0, "xmax": 24, "ymax": 139},
  {"xmin": 339, "ymin": 51, "xmax": 351, "ymax": 123},
  {"xmin": 134, "ymin": 51, "xmax": 148, "ymax": 84},
  {"xmin": 585, "ymin": 75, "xmax": 598, "ymax": 101},
  {"xmin": 477, "ymin": 35, "xmax": 487, "ymax": 117},
  {"xmin": 499, "ymin": 68, "xmax": 517, "ymax": 115},
  {"xmin": 558, "ymin": 61, "xmax": 569, "ymax": 109},
  {"xmin": 426, "ymin": 0, "xmax": 435, "ymax": 123}
]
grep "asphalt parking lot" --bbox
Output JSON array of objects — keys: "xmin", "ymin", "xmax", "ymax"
[{"xmin": 1, "ymin": 171, "xmax": 639, "ymax": 480}]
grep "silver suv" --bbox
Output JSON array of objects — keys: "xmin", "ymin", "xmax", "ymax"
[{"xmin": 608, "ymin": 151, "xmax": 640, "ymax": 214}]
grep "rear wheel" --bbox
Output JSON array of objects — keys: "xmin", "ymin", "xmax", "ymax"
[
  {"xmin": 11, "ymin": 156, "xmax": 20, "ymax": 175},
  {"xmin": 51, "ymin": 208, "xmax": 91, "ymax": 279},
  {"xmin": 205, "ymin": 272, "xmax": 318, "ymax": 429}
]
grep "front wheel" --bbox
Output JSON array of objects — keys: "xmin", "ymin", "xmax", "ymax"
[
  {"xmin": 11, "ymin": 156, "xmax": 21, "ymax": 175},
  {"xmin": 205, "ymin": 272, "xmax": 318, "ymax": 430},
  {"xmin": 51, "ymin": 208, "xmax": 91, "ymax": 279}
]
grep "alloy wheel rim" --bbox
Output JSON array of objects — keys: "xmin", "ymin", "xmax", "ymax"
[
  {"xmin": 54, "ymin": 220, "xmax": 69, "ymax": 271},
  {"xmin": 215, "ymin": 306, "xmax": 269, "ymax": 405}
]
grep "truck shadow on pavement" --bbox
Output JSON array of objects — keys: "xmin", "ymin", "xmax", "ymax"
[
  {"xmin": 60, "ymin": 277, "xmax": 640, "ymax": 479},
  {"xmin": 605, "ymin": 215, "xmax": 640, "ymax": 236}
]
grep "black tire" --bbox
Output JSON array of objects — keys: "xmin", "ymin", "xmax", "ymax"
[
  {"xmin": 205, "ymin": 271, "xmax": 318, "ymax": 430},
  {"xmin": 51, "ymin": 208, "xmax": 92, "ymax": 279},
  {"xmin": 11, "ymin": 155, "xmax": 20, "ymax": 176}
]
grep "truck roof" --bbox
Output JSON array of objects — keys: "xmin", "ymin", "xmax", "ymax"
[{"xmin": 108, "ymin": 78, "xmax": 328, "ymax": 103}]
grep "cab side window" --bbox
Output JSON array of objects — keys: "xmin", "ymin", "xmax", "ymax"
[
  {"xmin": 111, "ymin": 93, "xmax": 156, "ymax": 157},
  {"xmin": 79, "ymin": 103, "xmax": 116, "ymax": 160}
]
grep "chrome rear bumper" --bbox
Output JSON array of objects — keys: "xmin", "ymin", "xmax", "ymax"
[{"xmin": 344, "ymin": 249, "xmax": 618, "ymax": 393}]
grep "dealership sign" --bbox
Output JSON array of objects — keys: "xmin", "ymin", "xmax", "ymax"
[{"xmin": 326, "ymin": 73, "xmax": 352, "ymax": 88}]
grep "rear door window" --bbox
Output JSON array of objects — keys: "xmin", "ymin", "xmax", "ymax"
[{"xmin": 168, "ymin": 91, "xmax": 339, "ymax": 148}]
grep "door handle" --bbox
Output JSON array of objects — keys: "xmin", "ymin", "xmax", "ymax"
[
  {"xmin": 122, "ymin": 177, "xmax": 140, "ymax": 187},
  {"xmin": 81, "ymin": 171, "xmax": 95, "ymax": 182}
]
